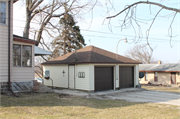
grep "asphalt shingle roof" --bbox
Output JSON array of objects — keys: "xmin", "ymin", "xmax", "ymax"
[
  {"xmin": 42, "ymin": 45, "xmax": 141, "ymax": 65},
  {"xmin": 139, "ymin": 63, "xmax": 180, "ymax": 72}
]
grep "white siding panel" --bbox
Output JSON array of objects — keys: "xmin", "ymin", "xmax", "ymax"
[
  {"xmin": 0, "ymin": 0, "xmax": 13, "ymax": 82},
  {"xmin": 75, "ymin": 64, "xmax": 91, "ymax": 91},
  {"xmin": 89, "ymin": 64, "xmax": 94, "ymax": 90},
  {"xmin": 43, "ymin": 65, "xmax": 68, "ymax": 88}
]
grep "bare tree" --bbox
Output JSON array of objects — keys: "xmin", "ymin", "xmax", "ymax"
[
  {"xmin": 23, "ymin": 0, "xmax": 97, "ymax": 47},
  {"xmin": 105, "ymin": 1, "xmax": 179, "ymax": 49},
  {"xmin": 125, "ymin": 44, "xmax": 157, "ymax": 64}
]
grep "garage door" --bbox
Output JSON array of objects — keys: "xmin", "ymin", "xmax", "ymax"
[
  {"xmin": 119, "ymin": 67, "xmax": 134, "ymax": 88},
  {"xmin": 95, "ymin": 67, "xmax": 114, "ymax": 91}
]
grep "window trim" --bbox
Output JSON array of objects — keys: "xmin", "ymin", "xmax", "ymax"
[
  {"xmin": 22, "ymin": 45, "xmax": 32, "ymax": 67},
  {"xmin": 13, "ymin": 44, "xmax": 32, "ymax": 68},
  {"xmin": 0, "ymin": 1, "xmax": 7, "ymax": 25},
  {"xmin": 13, "ymin": 44, "xmax": 21, "ymax": 67}
]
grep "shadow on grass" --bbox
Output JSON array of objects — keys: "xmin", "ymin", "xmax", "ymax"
[{"xmin": 1, "ymin": 92, "xmax": 144, "ymax": 109}]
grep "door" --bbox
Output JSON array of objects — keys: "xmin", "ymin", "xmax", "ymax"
[
  {"xmin": 69, "ymin": 65, "xmax": 75, "ymax": 89},
  {"xmin": 95, "ymin": 67, "xmax": 114, "ymax": 91},
  {"xmin": 119, "ymin": 67, "xmax": 134, "ymax": 88},
  {"xmin": 171, "ymin": 72, "xmax": 176, "ymax": 84}
]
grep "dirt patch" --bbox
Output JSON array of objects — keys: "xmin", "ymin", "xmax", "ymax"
[{"xmin": 58, "ymin": 94, "xmax": 72, "ymax": 99}]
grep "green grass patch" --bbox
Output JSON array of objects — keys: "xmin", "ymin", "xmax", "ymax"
[
  {"xmin": 1, "ymin": 93, "xmax": 180, "ymax": 119},
  {"xmin": 142, "ymin": 85, "xmax": 180, "ymax": 94}
]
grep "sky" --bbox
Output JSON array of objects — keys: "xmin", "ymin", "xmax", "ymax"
[{"xmin": 13, "ymin": 0, "xmax": 180, "ymax": 63}]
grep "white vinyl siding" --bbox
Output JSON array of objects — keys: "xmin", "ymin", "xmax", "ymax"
[
  {"xmin": 12, "ymin": 41, "xmax": 35, "ymax": 82},
  {"xmin": 75, "ymin": 64, "xmax": 92, "ymax": 91},
  {"xmin": 43, "ymin": 65, "xmax": 68, "ymax": 88},
  {"xmin": 0, "ymin": 0, "xmax": 13, "ymax": 82}
]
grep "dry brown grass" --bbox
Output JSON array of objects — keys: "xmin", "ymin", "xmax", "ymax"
[
  {"xmin": 142, "ymin": 85, "xmax": 180, "ymax": 94},
  {"xmin": 1, "ymin": 92, "xmax": 180, "ymax": 119}
]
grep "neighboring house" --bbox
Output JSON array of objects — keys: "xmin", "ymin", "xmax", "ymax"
[
  {"xmin": 0, "ymin": 0, "xmax": 51, "ymax": 92},
  {"xmin": 139, "ymin": 62, "xmax": 180, "ymax": 85},
  {"xmin": 42, "ymin": 46, "xmax": 141, "ymax": 92}
]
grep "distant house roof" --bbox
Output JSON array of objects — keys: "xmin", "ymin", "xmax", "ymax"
[
  {"xmin": 139, "ymin": 64, "xmax": 180, "ymax": 72},
  {"xmin": 35, "ymin": 46, "xmax": 52, "ymax": 56},
  {"xmin": 13, "ymin": 35, "xmax": 38, "ymax": 45},
  {"xmin": 42, "ymin": 45, "xmax": 141, "ymax": 65}
]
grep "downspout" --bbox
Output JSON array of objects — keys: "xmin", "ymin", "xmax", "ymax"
[
  {"xmin": 8, "ymin": 0, "xmax": 11, "ymax": 91},
  {"xmin": 8, "ymin": 0, "xmax": 17, "ymax": 97}
]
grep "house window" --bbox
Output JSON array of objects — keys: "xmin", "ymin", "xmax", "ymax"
[
  {"xmin": 154, "ymin": 72, "xmax": 158, "ymax": 82},
  {"xmin": 22, "ymin": 46, "xmax": 32, "ymax": 67},
  {"xmin": 13, "ymin": 45, "xmax": 32, "ymax": 67},
  {"xmin": 0, "ymin": 1, "xmax": 6, "ymax": 24},
  {"xmin": 145, "ymin": 72, "xmax": 148, "ymax": 81},
  {"xmin": 13, "ymin": 45, "xmax": 21, "ymax": 67}
]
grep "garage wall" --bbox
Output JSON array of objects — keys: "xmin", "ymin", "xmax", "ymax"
[
  {"xmin": 43, "ymin": 65, "xmax": 68, "ymax": 88},
  {"xmin": 134, "ymin": 65, "xmax": 139, "ymax": 86},
  {"xmin": 75, "ymin": 64, "xmax": 93, "ymax": 91}
]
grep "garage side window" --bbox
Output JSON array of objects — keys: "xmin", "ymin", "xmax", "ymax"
[
  {"xmin": 154, "ymin": 72, "xmax": 158, "ymax": 82},
  {"xmin": 22, "ymin": 46, "xmax": 32, "ymax": 67},
  {"xmin": 13, "ymin": 45, "xmax": 21, "ymax": 67},
  {"xmin": 145, "ymin": 72, "xmax": 148, "ymax": 81},
  {"xmin": 0, "ymin": 1, "xmax": 6, "ymax": 24},
  {"xmin": 45, "ymin": 70, "xmax": 50, "ymax": 78},
  {"xmin": 78, "ymin": 72, "xmax": 85, "ymax": 78}
]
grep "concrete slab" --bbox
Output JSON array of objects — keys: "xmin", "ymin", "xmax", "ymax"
[
  {"xmin": 54, "ymin": 89, "xmax": 89, "ymax": 96},
  {"xmin": 54, "ymin": 88, "xmax": 144, "ymax": 96}
]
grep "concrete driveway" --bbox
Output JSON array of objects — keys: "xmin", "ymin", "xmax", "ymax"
[
  {"xmin": 92, "ymin": 90, "xmax": 180, "ymax": 106},
  {"xmin": 54, "ymin": 88, "xmax": 180, "ymax": 106}
]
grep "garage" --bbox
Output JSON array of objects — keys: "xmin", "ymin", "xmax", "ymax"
[
  {"xmin": 119, "ymin": 67, "xmax": 134, "ymax": 88},
  {"xmin": 95, "ymin": 67, "xmax": 114, "ymax": 91}
]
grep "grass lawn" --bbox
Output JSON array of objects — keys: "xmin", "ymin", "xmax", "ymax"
[
  {"xmin": 141, "ymin": 85, "xmax": 180, "ymax": 94},
  {"xmin": 1, "ymin": 93, "xmax": 180, "ymax": 119}
]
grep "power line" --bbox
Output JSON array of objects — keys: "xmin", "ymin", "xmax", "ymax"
[
  {"xmin": 82, "ymin": 34, "xmax": 179, "ymax": 42},
  {"xmin": 81, "ymin": 30, "xmax": 179, "ymax": 41}
]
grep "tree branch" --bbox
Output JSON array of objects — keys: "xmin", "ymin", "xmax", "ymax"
[{"xmin": 106, "ymin": 1, "xmax": 180, "ymax": 19}]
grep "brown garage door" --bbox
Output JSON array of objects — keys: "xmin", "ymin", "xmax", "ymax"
[
  {"xmin": 95, "ymin": 67, "xmax": 114, "ymax": 91},
  {"xmin": 119, "ymin": 67, "xmax": 134, "ymax": 88}
]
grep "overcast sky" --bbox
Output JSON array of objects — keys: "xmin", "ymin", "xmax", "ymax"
[{"xmin": 13, "ymin": 0, "xmax": 180, "ymax": 63}]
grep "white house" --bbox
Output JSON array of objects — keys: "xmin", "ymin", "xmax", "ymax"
[
  {"xmin": 42, "ymin": 46, "xmax": 141, "ymax": 92},
  {"xmin": 0, "ymin": 0, "xmax": 51, "ymax": 93}
]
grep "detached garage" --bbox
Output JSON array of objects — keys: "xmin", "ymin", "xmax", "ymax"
[{"xmin": 42, "ymin": 46, "xmax": 141, "ymax": 92}]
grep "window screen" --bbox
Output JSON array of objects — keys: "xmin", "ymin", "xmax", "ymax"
[{"xmin": 45, "ymin": 70, "xmax": 50, "ymax": 78}]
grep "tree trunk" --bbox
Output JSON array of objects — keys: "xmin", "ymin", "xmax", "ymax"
[{"xmin": 23, "ymin": 0, "xmax": 32, "ymax": 38}]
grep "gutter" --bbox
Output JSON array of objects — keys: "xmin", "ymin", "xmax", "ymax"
[{"xmin": 8, "ymin": 1, "xmax": 18, "ymax": 97}]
